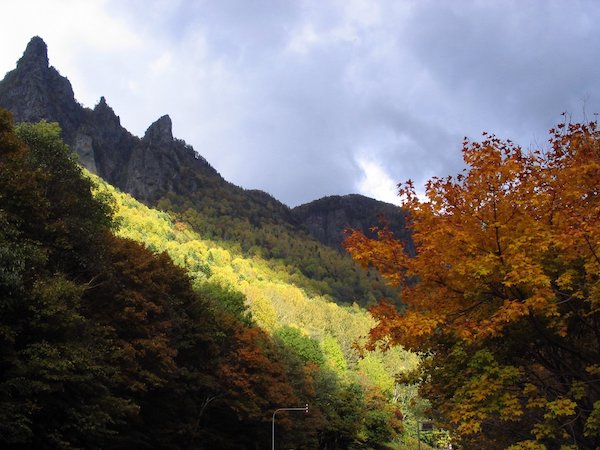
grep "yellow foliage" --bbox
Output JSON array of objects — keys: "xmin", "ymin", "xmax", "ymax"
[{"xmin": 89, "ymin": 173, "xmax": 420, "ymax": 419}]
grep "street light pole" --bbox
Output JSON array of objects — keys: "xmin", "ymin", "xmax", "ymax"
[{"xmin": 272, "ymin": 404, "xmax": 309, "ymax": 450}]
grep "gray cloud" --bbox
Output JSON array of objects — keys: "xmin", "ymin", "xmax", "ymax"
[{"xmin": 2, "ymin": 0, "xmax": 600, "ymax": 206}]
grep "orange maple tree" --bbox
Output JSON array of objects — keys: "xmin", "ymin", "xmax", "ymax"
[{"xmin": 345, "ymin": 120, "xmax": 600, "ymax": 449}]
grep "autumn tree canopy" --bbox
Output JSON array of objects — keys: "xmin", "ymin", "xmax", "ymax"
[{"xmin": 345, "ymin": 120, "xmax": 600, "ymax": 449}]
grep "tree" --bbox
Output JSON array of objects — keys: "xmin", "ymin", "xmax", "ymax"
[
  {"xmin": 195, "ymin": 281, "xmax": 253, "ymax": 326},
  {"xmin": 0, "ymin": 111, "xmax": 133, "ymax": 448},
  {"xmin": 214, "ymin": 320, "xmax": 303, "ymax": 449},
  {"xmin": 321, "ymin": 334, "xmax": 349, "ymax": 379},
  {"xmin": 14, "ymin": 120, "xmax": 113, "ymax": 275},
  {"xmin": 4, "ymin": 112, "xmax": 376, "ymax": 449},
  {"xmin": 274, "ymin": 326, "xmax": 326, "ymax": 367},
  {"xmin": 315, "ymin": 379, "xmax": 366, "ymax": 449},
  {"xmin": 345, "ymin": 120, "xmax": 600, "ymax": 449}
]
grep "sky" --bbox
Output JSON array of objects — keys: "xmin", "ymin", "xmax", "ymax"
[{"xmin": 1, "ymin": 0, "xmax": 600, "ymax": 207}]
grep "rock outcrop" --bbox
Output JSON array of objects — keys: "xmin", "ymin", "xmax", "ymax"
[
  {"xmin": 0, "ymin": 36, "xmax": 84, "ymax": 144},
  {"xmin": 126, "ymin": 114, "xmax": 220, "ymax": 203},
  {"xmin": 0, "ymin": 36, "xmax": 222, "ymax": 201}
]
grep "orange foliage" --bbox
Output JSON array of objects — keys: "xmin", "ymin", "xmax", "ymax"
[
  {"xmin": 217, "ymin": 319, "xmax": 299, "ymax": 421},
  {"xmin": 345, "ymin": 121, "xmax": 599, "ymax": 349},
  {"xmin": 345, "ymin": 120, "xmax": 600, "ymax": 448}
]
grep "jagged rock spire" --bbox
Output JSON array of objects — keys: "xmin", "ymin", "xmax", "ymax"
[
  {"xmin": 1, "ymin": 36, "xmax": 222, "ymax": 206},
  {"xmin": 93, "ymin": 96, "xmax": 120, "ymax": 123},
  {"xmin": 144, "ymin": 114, "xmax": 173, "ymax": 142},
  {"xmin": 17, "ymin": 36, "xmax": 49, "ymax": 69}
]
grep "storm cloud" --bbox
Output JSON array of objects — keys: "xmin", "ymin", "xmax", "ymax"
[{"xmin": 1, "ymin": 0, "xmax": 599, "ymax": 206}]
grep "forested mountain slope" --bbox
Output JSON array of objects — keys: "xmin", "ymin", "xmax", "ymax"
[
  {"xmin": 0, "ymin": 36, "xmax": 436, "ymax": 449},
  {"xmin": 293, "ymin": 193, "xmax": 414, "ymax": 254},
  {"xmin": 0, "ymin": 36, "xmax": 409, "ymax": 306},
  {"xmin": 0, "ymin": 110, "xmax": 430, "ymax": 449}
]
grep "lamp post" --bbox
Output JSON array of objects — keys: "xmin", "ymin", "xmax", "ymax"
[
  {"xmin": 416, "ymin": 420, "xmax": 434, "ymax": 450},
  {"xmin": 272, "ymin": 404, "xmax": 309, "ymax": 450}
]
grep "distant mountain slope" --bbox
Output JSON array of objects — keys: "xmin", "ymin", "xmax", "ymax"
[{"xmin": 293, "ymin": 194, "xmax": 414, "ymax": 253}]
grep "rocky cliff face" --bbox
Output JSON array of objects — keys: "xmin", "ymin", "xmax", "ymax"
[
  {"xmin": 79, "ymin": 96, "xmax": 137, "ymax": 186},
  {"xmin": 126, "ymin": 114, "xmax": 221, "ymax": 204},
  {"xmin": 0, "ymin": 37, "xmax": 84, "ymax": 145},
  {"xmin": 0, "ymin": 36, "xmax": 223, "ymax": 202}
]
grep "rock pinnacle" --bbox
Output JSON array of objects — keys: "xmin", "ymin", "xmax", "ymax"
[{"xmin": 17, "ymin": 36, "xmax": 49, "ymax": 69}]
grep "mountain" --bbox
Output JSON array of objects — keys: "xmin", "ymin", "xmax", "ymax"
[
  {"xmin": 0, "ymin": 114, "xmax": 419, "ymax": 449},
  {"xmin": 0, "ymin": 37, "xmax": 225, "ymax": 202},
  {"xmin": 0, "ymin": 36, "xmax": 424, "ymax": 449},
  {"xmin": 0, "ymin": 37, "xmax": 301, "ymax": 218},
  {"xmin": 0, "ymin": 36, "xmax": 409, "ymax": 304},
  {"xmin": 293, "ymin": 194, "xmax": 414, "ymax": 253}
]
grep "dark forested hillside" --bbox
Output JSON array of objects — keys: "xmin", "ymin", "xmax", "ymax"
[{"xmin": 293, "ymin": 194, "xmax": 414, "ymax": 254}]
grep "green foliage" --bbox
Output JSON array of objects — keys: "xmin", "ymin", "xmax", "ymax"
[
  {"xmin": 357, "ymin": 353, "xmax": 395, "ymax": 396},
  {"xmin": 103, "ymin": 174, "xmax": 421, "ymax": 448},
  {"xmin": 195, "ymin": 281, "xmax": 254, "ymax": 326},
  {"xmin": 14, "ymin": 120, "xmax": 113, "ymax": 274},
  {"xmin": 322, "ymin": 334, "xmax": 349, "ymax": 378},
  {"xmin": 157, "ymin": 191, "xmax": 400, "ymax": 307},
  {"xmin": 0, "ymin": 113, "xmax": 133, "ymax": 447},
  {"xmin": 363, "ymin": 396, "xmax": 400, "ymax": 448},
  {"xmin": 316, "ymin": 379, "xmax": 367, "ymax": 449},
  {"xmin": 274, "ymin": 326, "xmax": 326, "ymax": 367}
]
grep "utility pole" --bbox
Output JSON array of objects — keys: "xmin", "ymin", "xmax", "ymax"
[
  {"xmin": 417, "ymin": 420, "xmax": 433, "ymax": 450},
  {"xmin": 272, "ymin": 404, "xmax": 309, "ymax": 450}
]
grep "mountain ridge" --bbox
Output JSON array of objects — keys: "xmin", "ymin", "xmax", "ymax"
[
  {"xmin": 0, "ymin": 36, "xmax": 224, "ymax": 202},
  {"xmin": 0, "ymin": 36, "xmax": 409, "ymax": 252}
]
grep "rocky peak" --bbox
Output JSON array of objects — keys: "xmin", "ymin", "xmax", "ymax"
[
  {"xmin": 94, "ymin": 96, "xmax": 110, "ymax": 112},
  {"xmin": 3, "ymin": 37, "xmax": 409, "ymax": 255},
  {"xmin": 0, "ymin": 36, "xmax": 81, "ymax": 141},
  {"xmin": 93, "ymin": 96, "xmax": 121, "ymax": 127},
  {"xmin": 144, "ymin": 115, "xmax": 173, "ymax": 143},
  {"xmin": 0, "ymin": 37, "xmax": 224, "ymax": 206},
  {"xmin": 17, "ymin": 36, "xmax": 49, "ymax": 70}
]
